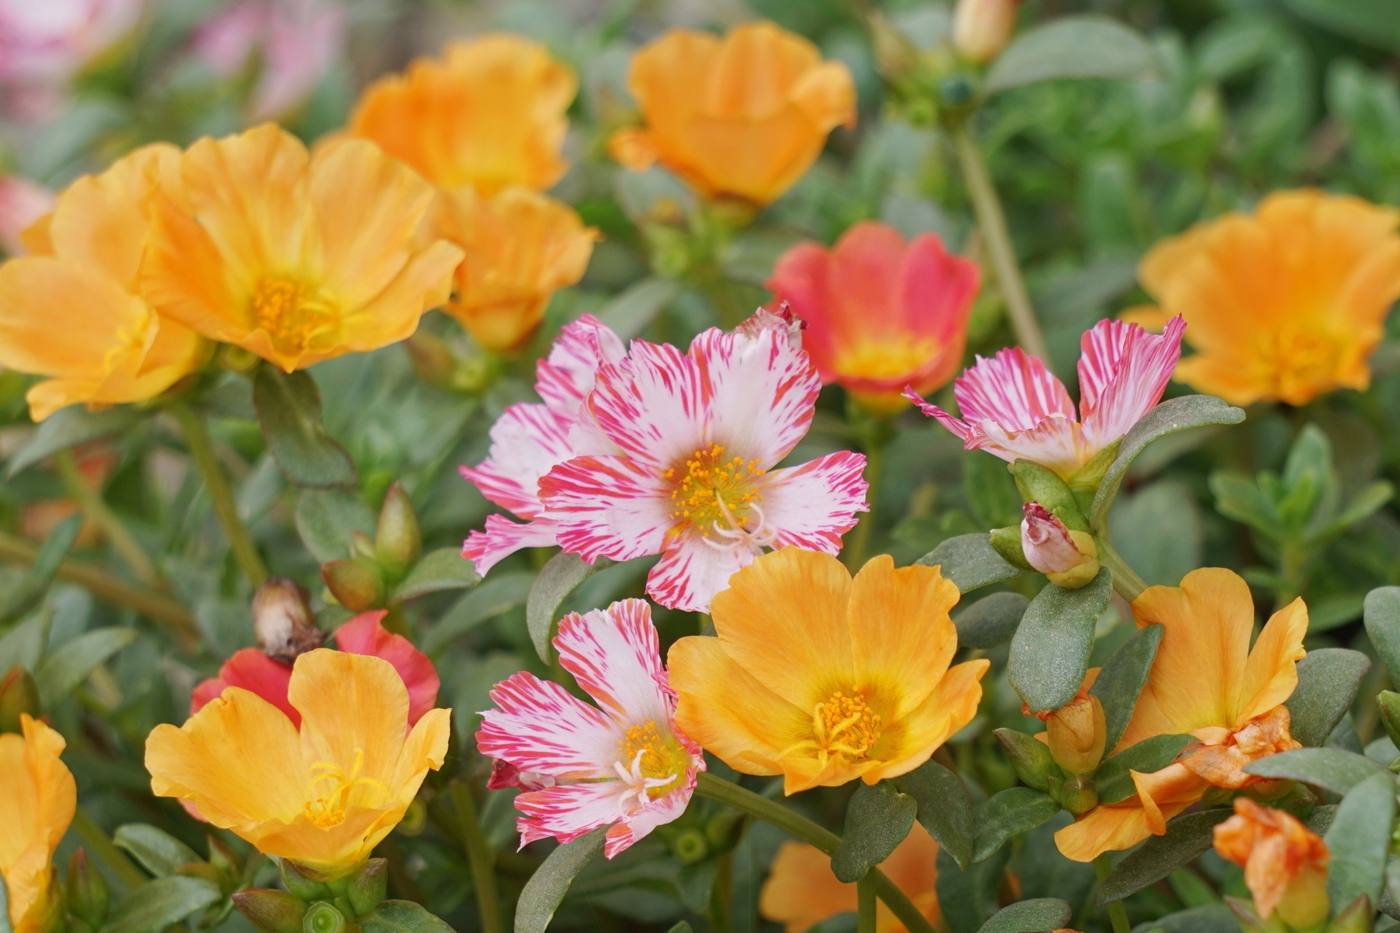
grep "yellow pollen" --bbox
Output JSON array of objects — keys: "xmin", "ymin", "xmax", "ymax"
[
  {"xmin": 834, "ymin": 339, "xmax": 940, "ymax": 381},
  {"xmin": 302, "ymin": 748, "xmax": 389, "ymax": 829},
  {"xmin": 251, "ymin": 276, "xmax": 339, "ymax": 357},
  {"xmin": 617, "ymin": 720, "xmax": 686, "ymax": 799},
  {"xmin": 779, "ymin": 689, "xmax": 884, "ymax": 765},
  {"xmin": 666, "ymin": 443, "xmax": 765, "ymax": 536}
]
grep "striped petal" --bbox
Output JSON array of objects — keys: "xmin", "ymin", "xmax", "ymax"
[
  {"xmin": 587, "ymin": 340, "xmax": 706, "ymax": 468},
  {"xmin": 1079, "ymin": 316, "xmax": 1186, "ymax": 449},
  {"xmin": 646, "ymin": 532, "xmax": 756, "ymax": 612},
  {"xmin": 539, "ymin": 454, "xmax": 672, "ymax": 562},
  {"xmin": 954, "ymin": 347, "xmax": 1074, "ymax": 429},
  {"xmin": 476, "ymin": 672, "xmax": 619, "ymax": 778},
  {"xmin": 759, "ymin": 451, "xmax": 869, "ymax": 553},
  {"xmin": 535, "ymin": 314, "xmax": 626, "ymax": 418},
  {"xmin": 461, "ymin": 514, "xmax": 560, "ymax": 575},
  {"xmin": 554, "ymin": 599, "xmax": 673, "ymax": 724},
  {"xmin": 515, "ymin": 780, "xmax": 630, "ymax": 849},
  {"xmin": 460, "ymin": 402, "xmax": 575, "ymax": 517},
  {"xmin": 604, "ymin": 781, "xmax": 696, "ymax": 858}
]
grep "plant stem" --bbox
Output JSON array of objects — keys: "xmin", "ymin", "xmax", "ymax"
[
  {"xmin": 951, "ymin": 125, "xmax": 1050, "ymax": 362},
  {"xmin": 695, "ymin": 773, "xmax": 935, "ymax": 933},
  {"xmin": 451, "ymin": 779, "xmax": 504, "ymax": 933},
  {"xmin": 170, "ymin": 404, "xmax": 268, "ymax": 587},
  {"xmin": 1094, "ymin": 856, "xmax": 1131, "ymax": 933},
  {"xmin": 846, "ymin": 440, "xmax": 885, "ymax": 570},
  {"xmin": 55, "ymin": 450, "xmax": 161, "ymax": 587},
  {"xmin": 1097, "ymin": 537, "xmax": 1146, "ymax": 602},
  {"xmin": 857, "ymin": 876, "xmax": 877, "ymax": 933},
  {"xmin": 72, "ymin": 806, "xmax": 146, "ymax": 889}
]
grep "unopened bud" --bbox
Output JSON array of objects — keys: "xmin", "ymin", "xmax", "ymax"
[
  {"xmin": 251, "ymin": 579, "xmax": 321, "ymax": 663},
  {"xmin": 404, "ymin": 332, "xmax": 457, "ymax": 390},
  {"xmin": 989, "ymin": 525, "xmax": 1033, "ymax": 570},
  {"xmin": 1276, "ymin": 865, "xmax": 1329, "ymax": 930},
  {"xmin": 1046, "ymin": 695, "xmax": 1108, "ymax": 775},
  {"xmin": 1009, "ymin": 462, "xmax": 1086, "ymax": 529},
  {"xmin": 1379, "ymin": 691, "xmax": 1400, "ymax": 750},
  {"xmin": 993, "ymin": 727, "xmax": 1058, "ymax": 791},
  {"xmin": 66, "ymin": 850, "xmax": 108, "ymax": 926},
  {"xmin": 0, "ymin": 666, "xmax": 39, "ymax": 732},
  {"xmin": 1021, "ymin": 503, "xmax": 1100, "ymax": 589},
  {"xmin": 232, "ymin": 888, "xmax": 306, "ymax": 933},
  {"xmin": 278, "ymin": 860, "xmax": 330, "ymax": 901},
  {"xmin": 869, "ymin": 12, "xmax": 919, "ymax": 82},
  {"xmin": 1326, "ymin": 894, "xmax": 1371, "ymax": 933},
  {"xmin": 321, "ymin": 558, "xmax": 385, "ymax": 613},
  {"xmin": 303, "ymin": 901, "xmax": 348, "ymax": 933},
  {"xmin": 1055, "ymin": 773, "xmax": 1098, "ymax": 816},
  {"xmin": 952, "ymin": 0, "xmax": 1018, "ymax": 64},
  {"xmin": 343, "ymin": 858, "xmax": 388, "ymax": 917},
  {"xmin": 669, "ymin": 828, "xmax": 710, "ymax": 864},
  {"xmin": 375, "ymin": 483, "xmax": 421, "ymax": 580}
]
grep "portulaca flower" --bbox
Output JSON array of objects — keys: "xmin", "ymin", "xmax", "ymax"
[
  {"xmin": 905, "ymin": 316, "xmax": 1186, "ymax": 481},
  {"xmin": 476, "ymin": 599, "xmax": 704, "ymax": 858}
]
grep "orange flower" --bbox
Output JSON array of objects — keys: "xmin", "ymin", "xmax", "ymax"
[
  {"xmin": 766, "ymin": 222, "xmax": 979, "ymax": 412},
  {"xmin": 610, "ymin": 22, "xmax": 856, "ymax": 205},
  {"xmin": 140, "ymin": 124, "xmax": 462, "ymax": 372},
  {"xmin": 0, "ymin": 716, "xmax": 77, "ymax": 933},
  {"xmin": 1054, "ymin": 569, "xmax": 1307, "ymax": 862},
  {"xmin": 0, "ymin": 145, "xmax": 207, "ymax": 421},
  {"xmin": 760, "ymin": 821, "xmax": 940, "ymax": 932},
  {"xmin": 1214, "ymin": 798, "xmax": 1329, "ymax": 926},
  {"xmin": 348, "ymin": 35, "xmax": 575, "ymax": 195},
  {"xmin": 1137, "ymin": 190, "xmax": 1400, "ymax": 406},
  {"xmin": 435, "ymin": 187, "xmax": 597, "ymax": 350},
  {"xmin": 668, "ymin": 548, "xmax": 988, "ymax": 794}
]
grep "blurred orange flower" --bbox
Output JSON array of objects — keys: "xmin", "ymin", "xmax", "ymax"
[
  {"xmin": 140, "ymin": 124, "xmax": 462, "ymax": 372},
  {"xmin": 348, "ymin": 35, "xmax": 575, "ymax": 195},
  {"xmin": 668, "ymin": 548, "xmax": 987, "ymax": 794},
  {"xmin": 760, "ymin": 821, "xmax": 940, "ymax": 932},
  {"xmin": 1214, "ymin": 798, "xmax": 1329, "ymax": 926},
  {"xmin": 0, "ymin": 715, "xmax": 76, "ymax": 933},
  {"xmin": 610, "ymin": 22, "xmax": 856, "ymax": 205},
  {"xmin": 1137, "ymin": 189, "xmax": 1400, "ymax": 406},
  {"xmin": 767, "ymin": 222, "xmax": 978, "ymax": 411},
  {"xmin": 1055, "ymin": 568, "xmax": 1307, "ymax": 862}
]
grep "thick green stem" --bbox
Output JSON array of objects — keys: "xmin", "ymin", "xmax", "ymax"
[
  {"xmin": 170, "ymin": 404, "xmax": 268, "ymax": 587},
  {"xmin": 951, "ymin": 126, "xmax": 1050, "ymax": 362},
  {"xmin": 452, "ymin": 780, "xmax": 504, "ymax": 933},
  {"xmin": 1097, "ymin": 537, "xmax": 1147, "ymax": 602},
  {"xmin": 1094, "ymin": 856, "xmax": 1131, "ymax": 933},
  {"xmin": 857, "ymin": 876, "xmax": 877, "ymax": 933},
  {"xmin": 55, "ymin": 450, "xmax": 161, "ymax": 587},
  {"xmin": 72, "ymin": 807, "xmax": 146, "ymax": 889},
  {"xmin": 695, "ymin": 773, "xmax": 935, "ymax": 933}
]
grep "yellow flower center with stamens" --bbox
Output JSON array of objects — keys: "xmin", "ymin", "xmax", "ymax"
[
  {"xmin": 617, "ymin": 720, "xmax": 688, "ymax": 799},
  {"xmin": 302, "ymin": 748, "xmax": 388, "ymax": 829},
  {"xmin": 1260, "ymin": 328, "xmax": 1345, "ymax": 402},
  {"xmin": 251, "ymin": 277, "xmax": 339, "ymax": 358},
  {"xmin": 834, "ymin": 339, "xmax": 939, "ymax": 382},
  {"xmin": 663, "ymin": 443, "xmax": 765, "ymax": 536},
  {"xmin": 780, "ymin": 688, "xmax": 886, "ymax": 766}
]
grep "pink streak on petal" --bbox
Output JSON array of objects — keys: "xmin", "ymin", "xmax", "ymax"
[
  {"xmin": 587, "ymin": 340, "xmax": 706, "ymax": 468},
  {"xmin": 644, "ymin": 531, "xmax": 755, "ymax": 613},
  {"xmin": 535, "ymin": 313, "xmax": 626, "ymax": 418},
  {"xmin": 460, "ymin": 402, "xmax": 575, "ymax": 517},
  {"xmin": 554, "ymin": 599, "xmax": 672, "ymax": 723},
  {"xmin": 759, "ymin": 451, "xmax": 869, "ymax": 553},
  {"xmin": 539, "ymin": 454, "xmax": 672, "ymax": 563},
  {"xmin": 953, "ymin": 346, "xmax": 1074, "ymax": 430},
  {"xmin": 1079, "ymin": 315, "xmax": 1186, "ymax": 450},
  {"xmin": 514, "ymin": 781, "xmax": 629, "ymax": 850},
  {"xmin": 476, "ymin": 671, "xmax": 620, "ymax": 778},
  {"xmin": 462, "ymin": 515, "xmax": 561, "ymax": 576},
  {"xmin": 1020, "ymin": 502, "xmax": 1083, "ymax": 574}
]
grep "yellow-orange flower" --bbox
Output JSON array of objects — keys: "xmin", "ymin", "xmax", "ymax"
[
  {"xmin": 760, "ymin": 821, "xmax": 940, "ymax": 932},
  {"xmin": 145, "ymin": 649, "xmax": 451, "ymax": 877},
  {"xmin": 435, "ymin": 187, "xmax": 597, "ymax": 350},
  {"xmin": 1137, "ymin": 189, "xmax": 1400, "ymax": 406},
  {"xmin": 1055, "ymin": 568, "xmax": 1307, "ymax": 862},
  {"xmin": 610, "ymin": 22, "xmax": 856, "ymax": 205},
  {"xmin": 668, "ymin": 548, "xmax": 988, "ymax": 794},
  {"xmin": 347, "ymin": 35, "xmax": 575, "ymax": 195},
  {"xmin": 0, "ymin": 145, "xmax": 206, "ymax": 421},
  {"xmin": 1214, "ymin": 798, "xmax": 1329, "ymax": 926},
  {"xmin": 0, "ymin": 715, "xmax": 77, "ymax": 933},
  {"xmin": 139, "ymin": 124, "xmax": 462, "ymax": 372}
]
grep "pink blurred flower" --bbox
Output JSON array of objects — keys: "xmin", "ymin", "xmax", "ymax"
[
  {"xmin": 0, "ymin": 0, "xmax": 143, "ymax": 118},
  {"xmin": 0, "ymin": 176, "xmax": 53, "ymax": 255}
]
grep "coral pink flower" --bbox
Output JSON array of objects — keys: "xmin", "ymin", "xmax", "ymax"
[
  {"xmin": 905, "ymin": 316, "xmax": 1186, "ymax": 480},
  {"xmin": 477, "ymin": 599, "xmax": 704, "ymax": 858},
  {"xmin": 538, "ymin": 309, "xmax": 869, "ymax": 611},
  {"xmin": 191, "ymin": 611, "xmax": 439, "ymax": 726},
  {"xmin": 460, "ymin": 315, "xmax": 625, "ymax": 574},
  {"xmin": 767, "ymin": 222, "xmax": 979, "ymax": 411}
]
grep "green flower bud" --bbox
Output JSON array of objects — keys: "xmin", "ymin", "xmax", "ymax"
[
  {"xmin": 301, "ymin": 901, "xmax": 347, "ymax": 933},
  {"xmin": 66, "ymin": 849, "xmax": 109, "ymax": 927},
  {"xmin": 1009, "ymin": 461, "xmax": 1087, "ymax": 530},
  {"xmin": 279, "ymin": 861, "xmax": 330, "ymax": 901},
  {"xmin": 321, "ymin": 558, "xmax": 385, "ymax": 613},
  {"xmin": 343, "ymin": 859, "xmax": 388, "ymax": 917},
  {"xmin": 989, "ymin": 525, "xmax": 1033, "ymax": 570},
  {"xmin": 374, "ymin": 483, "xmax": 421, "ymax": 581},
  {"xmin": 232, "ymin": 889, "xmax": 306, "ymax": 933},
  {"xmin": 993, "ymin": 727, "xmax": 1057, "ymax": 791},
  {"xmin": 0, "ymin": 665, "xmax": 39, "ymax": 733},
  {"xmin": 1055, "ymin": 773, "xmax": 1098, "ymax": 816},
  {"xmin": 1379, "ymin": 691, "xmax": 1400, "ymax": 751}
]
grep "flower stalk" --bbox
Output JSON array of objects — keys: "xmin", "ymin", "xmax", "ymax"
[
  {"xmin": 451, "ymin": 779, "xmax": 504, "ymax": 933},
  {"xmin": 1097, "ymin": 537, "xmax": 1147, "ymax": 602},
  {"xmin": 55, "ymin": 449, "xmax": 161, "ymax": 587},
  {"xmin": 1094, "ymin": 856, "xmax": 1131, "ymax": 933}
]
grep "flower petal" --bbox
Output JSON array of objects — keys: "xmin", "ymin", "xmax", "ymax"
[
  {"xmin": 758, "ymin": 451, "xmax": 868, "ymax": 553},
  {"xmin": 535, "ymin": 314, "xmax": 626, "ymax": 417},
  {"xmin": 462, "ymin": 514, "xmax": 560, "ymax": 576},
  {"xmin": 953, "ymin": 346, "xmax": 1074, "ymax": 430},
  {"xmin": 865, "ymin": 659, "xmax": 989, "ymax": 783},
  {"xmin": 539, "ymin": 454, "xmax": 672, "ymax": 563},
  {"xmin": 461, "ymin": 402, "xmax": 576, "ymax": 517},
  {"xmin": 289, "ymin": 650, "xmax": 410, "ymax": 789},
  {"xmin": 1234, "ymin": 598, "xmax": 1308, "ymax": 726},
  {"xmin": 1078, "ymin": 316, "xmax": 1186, "ymax": 449},
  {"xmin": 476, "ymin": 671, "xmax": 619, "ymax": 778},
  {"xmin": 554, "ymin": 599, "xmax": 672, "ymax": 724},
  {"xmin": 645, "ymin": 531, "xmax": 755, "ymax": 612},
  {"xmin": 514, "ymin": 781, "xmax": 629, "ymax": 850},
  {"xmin": 333, "ymin": 611, "xmax": 441, "ymax": 726},
  {"xmin": 190, "ymin": 648, "xmax": 295, "ymax": 723},
  {"xmin": 604, "ymin": 781, "xmax": 696, "ymax": 858},
  {"xmin": 587, "ymin": 340, "xmax": 706, "ymax": 468}
]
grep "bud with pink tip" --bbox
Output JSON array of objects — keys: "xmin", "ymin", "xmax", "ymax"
[{"xmin": 1021, "ymin": 502, "xmax": 1099, "ymax": 588}]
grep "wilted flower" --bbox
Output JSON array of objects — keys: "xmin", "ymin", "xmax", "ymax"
[
  {"xmin": 147, "ymin": 650, "xmax": 451, "ymax": 877},
  {"xmin": 0, "ymin": 715, "xmax": 76, "ymax": 933},
  {"xmin": 668, "ymin": 549, "xmax": 988, "ymax": 793},
  {"xmin": 539, "ymin": 309, "xmax": 868, "ymax": 611},
  {"xmin": 140, "ymin": 124, "xmax": 462, "ymax": 372},
  {"xmin": 766, "ymin": 222, "xmax": 979, "ymax": 412},
  {"xmin": 476, "ymin": 599, "xmax": 704, "ymax": 858},
  {"xmin": 1136, "ymin": 190, "xmax": 1400, "ymax": 406},
  {"xmin": 1214, "ymin": 798, "xmax": 1329, "ymax": 927},
  {"xmin": 1020, "ymin": 502, "xmax": 1099, "ymax": 588},
  {"xmin": 0, "ymin": 175, "xmax": 52, "ymax": 255},
  {"xmin": 609, "ymin": 22, "xmax": 856, "ymax": 205},
  {"xmin": 907, "ymin": 316, "xmax": 1185, "ymax": 483},
  {"xmin": 952, "ymin": 0, "xmax": 1019, "ymax": 63}
]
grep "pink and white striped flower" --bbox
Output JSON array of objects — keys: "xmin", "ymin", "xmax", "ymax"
[
  {"xmin": 905, "ymin": 316, "xmax": 1186, "ymax": 480},
  {"xmin": 476, "ymin": 599, "xmax": 704, "ymax": 858},
  {"xmin": 460, "ymin": 315, "xmax": 624, "ymax": 574},
  {"xmin": 538, "ymin": 309, "xmax": 869, "ymax": 611}
]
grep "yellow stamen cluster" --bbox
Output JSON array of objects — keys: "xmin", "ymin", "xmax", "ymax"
[
  {"xmin": 663, "ymin": 443, "xmax": 764, "ymax": 535},
  {"xmin": 303, "ymin": 748, "xmax": 388, "ymax": 828},
  {"xmin": 618, "ymin": 720, "xmax": 686, "ymax": 798},
  {"xmin": 1260, "ymin": 330, "xmax": 1342, "ymax": 402},
  {"xmin": 779, "ymin": 688, "xmax": 885, "ymax": 766},
  {"xmin": 252, "ymin": 277, "xmax": 338, "ymax": 357}
]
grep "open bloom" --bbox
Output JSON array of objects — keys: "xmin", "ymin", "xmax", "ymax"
[
  {"xmin": 191, "ymin": 611, "xmax": 440, "ymax": 727},
  {"xmin": 609, "ymin": 22, "xmax": 856, "ymax": 205},
  {"xmin": 539, "ymin": 309, "xmax": 868, "ymax": 611},
  {"xmin": 0, "ymin": 716, "xmax": 76, "ymax": 933},
  {"xmin": 140, "ymin": 124, "xmax": 462, "ymax": 372},
  {"xmin": 348, "ymin": 35, "xmax": 574, "ymax": 195},
  {"xmin": 668, "ymin": 548, "xmax": 989, "ymax": 793},
  {"xmin": 435, "ymin": 187, "xmax": 597, "ymax": 350},
  {"xmin": 0, "ymin": 175, "xmax": 52, "ymax": 255},
  {"xmin": 906, "ymin": 316, "xmax": 1185, "ymax": 482},
  {"xmin": 0, "ymin": 144, "xmax": 206, "ymax": 421},
  {"xmin": 461, "ymin": 314, "xmax": 625, "ymax": 574},
  {"xmin": 1214, "ymin": 798, "xmax": 1329, "ymax": 926},
  {"xmin": 766, "ymin": 222, "xmax": 979, "ymax": 411},
  {"xmin": 146, "ymin": 650, "xmax": 451, "ymax": 877},
  {"xmin": 1136, "ymin": 190, "xmax": 1400, "ymax": 406},
  {"xmin": 476, "ymin": 599, "xmax": 704, "ymax": 858},
  {"xmin": 761, "ymin": 821, "xmax": 940, "ymax": 932},
  {"xmin": 1055, "ymin": 568, "xmax": 1307, "ymax": 862}
]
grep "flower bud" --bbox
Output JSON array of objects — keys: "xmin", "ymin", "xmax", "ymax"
[
  {"xmin": 403, "ymin": 332, "xmax": 457, "ymax": 390},
  {"xmin": 1021, "ymin": 503, "xmax": 1100, "ymax": 589},
  {"xmin": 1327, "ymin": 894, "xmax": 1373, "ymax": 933},
  {"xmin": 321, "ymin": 558, "xmax": 385, "ymax": 613},
  {"xmin": 342, "ymin": 858, "xmax": 388, "ymax": 917},
  {"xmin": 988, "ymin": 524, "xmax": 1033, "ymax": 570},
  {"xmin": 1045, "ymin": 694, "xmax": 1107, "ymax": 775},
  {"xmin": 303, "ymin": 901, "xmax": 348, "ymax": 933},
  {"xmin": 952, "ymin": 0, "xmax": 1018, "ymax": 64},
  {"xmin": 278, "ymin": 860, "xmax": 330, "ymax": 901},
  {"xmin": 1009, "ymin": 462, "xmax": 1086, "ymax": 529},
  {"xmin": 993, "ymin": 727, "xmax": 1058, "ymax": 791},
  {"xmin": 66, "ymin": 849, "xmax": 109, "ymax": 927},
  {"xmin": 0, "ymin": 665, "xmax": 40, "ymax": 733},
  {"xmin": 1055, "ymin": 773, "xmax": 1098, "ymax": 816},
  {"xmin": 1378, "ymin": 691, "xmax": 1400, "ymax": 750},
  {"xmin": 251, "ymin": 578, "xmax": 322, "ymax": 664},
  {"xmin": 232, "ymin": 888, "xmax": 306, "ymax": 933},
  {"xmin": 868, "ymin": 11, "xmax": 919, "ymax": 82},
  {"xmin": 374, "ymin": 483, "xmax": 421, "ymax": 580}
]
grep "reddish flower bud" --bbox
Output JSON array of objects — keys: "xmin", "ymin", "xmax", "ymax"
[{"xmin": 1021, "ymin": 502, "xmax": 1099, "ymax": 588}]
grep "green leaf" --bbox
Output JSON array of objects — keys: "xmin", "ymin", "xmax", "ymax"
[
  {"xmin": 1286, "ymin": 649, "xmax": 1371, "ymax": 747},
  {"xmin": 953, "ymin": 592, "xmax": 1029, "ymax": 650},
  {"xmin": 103, "ymin": 876, "xmax": 221, "ymax": 933},
  {"xmin": 917, "ymin": 533, "xmax": 1020, "ymax": 594},
  {"xmin": 1325, "ymin": 771, "xmax": 1396, "ymax": 912},
  {"xmin": 832, "ymin": 782, "xmax": 918, "ymax": 882},
  {"xmin": 424, "ymin": 572, "xmax": 535, "ymax": 653},
  {"xmin": 595, "ymin": 278, "xmax": 680, "ymax": 341},
  {"xmin": 1094, "ymin": 735, "xmax": 1192, "ymax": 804},
  {"xmin": 0, "ymin": 514, "xmax": 81, "ymax": 625},
  {"xmin": 1090, "ymin": 395, "xmax": 1246, "ymax": 530},
  {"xmin": 515, "ymin": 829, "xmax": 605, "ymax": 933},
  {"xmin": 1244, "ymin": 747, "xmax": 1388, "ymax": 795},
  {"xmin": 359, "ymin": 900, "xmax": 455, "ymax": 932},
  {"xmin": 1210, "ymin": 471, "xmax": 1282, "ymax": 540},
  {"xmin": 295, "ymin": 489, "xmax": 374, "ymax": 562},
  {"xmin": 964, "ymin": 454, "xmax": 1022, "ymax": 529},
  {"xmin": 1090, "ymin": 623, "xmax": 1163, "ymax": 750},
  {"xmin": 894, "ymin": 760, "xmax": 975, "ymax": 869},
  {"xmin": 6, "ymin": 406, "xmax": 140, "ymax": 477},
  {"xmin": 1321, "ymin": 480, "xmax": 1393, "ymax": 539},
  {"xmin": 526, "ymin": 552, "xmax": 595, "ymax": 663},
  {"xmin": 1365, "ymin": 587, "xmax": 1400, "ymax": 681},
  {"xmin": 113, "ymin": 824, "xmax": 200, "ymax": 878},
  {"xmin": 252, "ymin": 366, "xmax": 356, "ymax": 488},
  {"xmin": 985, "ymin": 16, "xmax": 1158, "ymax": 94},
  {"xmin": 975, "ymin": 898, "xmax": 1071, "ymax": 933},
  {"xmin": 1009, "ymin": 571, "xmax": 1111, "ymax": 713},
  {"xmin": 1098, "ymin": 809, "xmax": 1233, "ymax": 903},
  {"xmin": 35, "ymin": 626, "xmax": 136, "ymax": 707},
  {"xmin": 392, "ymin": 548, "xmax": 480, "ymax": 603},
  {"xmin": 1283, "ymin": 0, "xmax": 1400, "ymax": 51},
  {"xmin": 972, "ymin": 788, "xmax": 1058, "ymax": 863},
  {"xmin": 1132, "ymin": 904, "xmax": 1240, "ymax": 932}
]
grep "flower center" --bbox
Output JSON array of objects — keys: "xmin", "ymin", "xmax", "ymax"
[
  {"xmin": 612, "ymin": 720, "xmax": 688, "ymax": 806},
  {"xmin": 1260, "ymin": 328, "xmax": 1343, "ymax": 401},
  {"xmin": 835, "ymin": 339, "xmax": 939, "ymax": 381},
  {"xmin": 251, "ymin": 276, "xmax": 338, "ymax": 358},
  {"xmin": 663, "ymin": 444, "xmax": 769, "ymax": 544},
  {"xmin": 780, "ymin": 688, "xmax": 885, "ymax": 765},
  {"xmin": 302, "ymin": 748, "xmax": 388, "ymax": 829}
]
